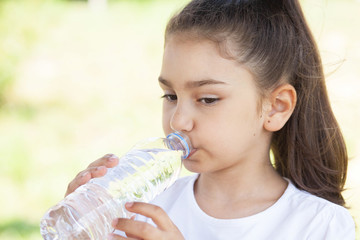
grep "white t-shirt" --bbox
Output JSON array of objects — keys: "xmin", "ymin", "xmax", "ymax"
[{"xmin": 138, "ymin": 174, "xmax": 355, "ymax": 240}]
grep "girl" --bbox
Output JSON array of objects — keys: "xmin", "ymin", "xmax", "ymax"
[{"xmin": 66, "ymin": 0, "xmax": 355, "ymax": 239}]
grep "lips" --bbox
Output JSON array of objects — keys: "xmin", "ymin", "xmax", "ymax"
[{"xmin": 186, "ymin": 149, "xmax": 197, "ymax": 159}]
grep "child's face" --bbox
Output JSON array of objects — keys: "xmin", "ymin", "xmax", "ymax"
[{"xmin": 159, "ymin": 36, "xmax": 271, "ymax": 173}]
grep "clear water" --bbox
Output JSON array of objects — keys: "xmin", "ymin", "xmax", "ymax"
[{"xmin": 40, "ymin": 148, "xmax": 182, "ymax": 240}]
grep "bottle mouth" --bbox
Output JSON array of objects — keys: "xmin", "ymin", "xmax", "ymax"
[{"xmin": 166, "ymin": 132, "xmax": 192, "ymax": 158}]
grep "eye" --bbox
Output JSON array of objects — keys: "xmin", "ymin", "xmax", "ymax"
[
  {"xmin": 161, "ymin": 94, "xmax": 177, "ymax": 102},
  {"xmin": 198, "ymin": 97, "xmax": 220, "ymax": 105}
]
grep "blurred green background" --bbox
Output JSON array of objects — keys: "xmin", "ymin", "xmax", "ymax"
[{"xmin": 0, "ymin": 0, "xmax": 359, "ymax": 239}]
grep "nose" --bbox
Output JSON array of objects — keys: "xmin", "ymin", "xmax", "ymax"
[{"xmin": 170, "ymin": 104, "xmax": 194, "ymax": 133}]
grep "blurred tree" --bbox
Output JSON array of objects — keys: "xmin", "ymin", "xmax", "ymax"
[{"xmin": 0, "ymin": 0, "xmax": 61, "ymax": 108}]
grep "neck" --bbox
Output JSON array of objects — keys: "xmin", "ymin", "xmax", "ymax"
[
  {"xmin": 196, "ymin": 161, "xmax": 283, "ymax": 199},
  {"xmin": 193, "ymin": 160, "xmax": 288, "ymax": 218}
]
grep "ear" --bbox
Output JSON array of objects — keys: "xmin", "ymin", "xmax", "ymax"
[{"xmin": 263, "ymin": 84, "xmax": 297, "ymax": 132}]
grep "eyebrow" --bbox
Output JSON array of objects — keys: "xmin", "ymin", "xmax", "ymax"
[{"xmin": 158, "ymin": 76, "xmax": 227, "ymax": 88}]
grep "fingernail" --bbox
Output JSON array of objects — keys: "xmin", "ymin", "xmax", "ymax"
[
  {"xmin": 108, "ymin": 155, "xmax": 118, "ymax": 162},
  {"xmin": 125, "ymin": 202, "xmax": 134, "ymax": 208},
  {"xmin": 111, "ymin": 218, "xmax": 118, "ymax": 227},
  {"xmin": 81, "ymin": 172, "xmax": 89, "ymax": 177}
]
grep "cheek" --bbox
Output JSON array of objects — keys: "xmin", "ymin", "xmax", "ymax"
[
  {"xmin": 208, "ymin": 104, "xmax": 260, "ymax": 142},
  {"xmin": 162, "ymin": 106, "xmax": 172, "ymax": 135}
]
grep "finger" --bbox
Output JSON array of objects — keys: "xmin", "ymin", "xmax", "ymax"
[
  {"xmin": 88, "ymin": 153, "xmax": 119, "ymax": 168},
  {"xmin": 65, "ymin": 166, "xmax": 107, "ymax": 196},
  {"xmin": 125, "ymin": 202, "xmax": 174, "ymax": 230},
  {"xmin": 107, "ymin": 232, "xmax": 138, "ymax": 240},
  {"xmin": 65, "ymin": 154, "xmax": 119, "ymax": 197},
  {"xmin": 112, "ymin": 218, "xmax": 160, "ymax": 240},
  {"xmin": 65, "ymin": 171, "xmax": 90, "ymax": 196},
  {"xmin": 124, "ymin": 216, "xmax": 142, "ymax": 239},
  {"xmin": 83, "ymin": 166, "xmax": 108, "ymax": 179}
]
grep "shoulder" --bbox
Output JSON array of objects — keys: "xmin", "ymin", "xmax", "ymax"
[
  {"xmin": 282, "ymin": 181, "xmax": 355, "ymax": 239},
  {"xmin": 285, "ymin": 181, "xmax": 350, "ymax": 216}
]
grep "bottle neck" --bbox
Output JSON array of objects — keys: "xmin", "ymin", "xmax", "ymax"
[{"xmin": 166, "ymin": 132, "xmax": 192, "ymax": 159}]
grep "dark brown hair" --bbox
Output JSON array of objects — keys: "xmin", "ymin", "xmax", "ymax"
[{"xmin": 165, "ymin": 0, "xmax": 348, "ymax": 206}]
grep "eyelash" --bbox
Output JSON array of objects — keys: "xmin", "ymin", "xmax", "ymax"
[
  {"xmin": 161, "ymin": 94, "xmax": 177, "ymax": 102},
  {"xmin": 161, "ymin": 94, "xmax": 220, "ymax": 105},
  {"xmin": 199, "ymin": 97, "xmax": 219, "ymax": 105}
]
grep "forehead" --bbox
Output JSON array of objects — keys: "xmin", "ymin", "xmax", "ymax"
[
  {"xmin": 164, "ymin": 35, "xmax": 219, "ymax": 59},
  {"xmin": 165, "ymin": 31, "xmax": 240, "ymax": 59},
  {"xmin": 161, "ymin": 35, "xmax": 259, "ymax": 94},
  {"xmin": 162, "ymin": 36, "xmax": 239, "ymax": 76},
  {"xmin": 163, "ymin": 35, "xmax": 252, "ymax": 80}
]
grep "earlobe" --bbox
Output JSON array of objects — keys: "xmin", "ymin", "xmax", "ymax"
[{"xmin": 264, "ymin": 84, "xmax": 297, "ymax": 132}]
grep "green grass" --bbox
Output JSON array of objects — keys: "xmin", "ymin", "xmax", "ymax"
[{"xmin": 0, "ymin": 220, "xmax": 39, "ymax": 240}]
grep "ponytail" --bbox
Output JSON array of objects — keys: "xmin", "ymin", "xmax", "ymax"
[{"xmin": 271, "ymin": 1, "xmax": 347, "ymax": 205}]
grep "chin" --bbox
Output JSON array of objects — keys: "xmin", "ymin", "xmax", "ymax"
[{"xmin": 183, "ymin": 158, "xmax": 203, "ymax": 174}]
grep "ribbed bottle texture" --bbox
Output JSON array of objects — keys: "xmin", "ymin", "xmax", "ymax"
[{"xmin": 40, "ymin": 132, "xmax": 192, "ymax": 240}]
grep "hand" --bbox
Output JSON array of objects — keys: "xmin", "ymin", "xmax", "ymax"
[
  {"xmin": 65, "ymin": 153, "xmax": 119, "ymax": 197},
  {"xmin": 109, "ymin": 202, "xmax": 185, "ymax": 240}
]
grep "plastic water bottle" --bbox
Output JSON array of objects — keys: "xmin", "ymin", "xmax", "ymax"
[{"xmin": 40, "ymin": 132, "xmax": 192, "ymax": 240}]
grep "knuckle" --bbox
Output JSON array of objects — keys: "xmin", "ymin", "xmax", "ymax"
[
  {"xmin": 93, "ymin": 166, "xmax": 106, "ymax": 175},
  {"xmin": 152, "ymin": 205, "xmax": 164, "ymax": 215},
  {"xmin": 78, "ymin": 170, "xmax": 88, "ymax": 179},
  {"xmin": 88, "ymin": 161, "xmax": 99, "ymax": 168},
  {"xmin": 75, "ymin": 170, "xmax": 84, "ymax": 178},
  {"xmin": 139, "ymin": 223, "xmax": 152, "ymax": 236},
  {"xmin": 87, "ymin": 167, "xmax": 97, "ymax": 174}
]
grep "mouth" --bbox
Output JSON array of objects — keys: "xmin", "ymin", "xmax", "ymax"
[{"xmin": 186, "ymin": 149, "xmax": 197, "ymax": 159}]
